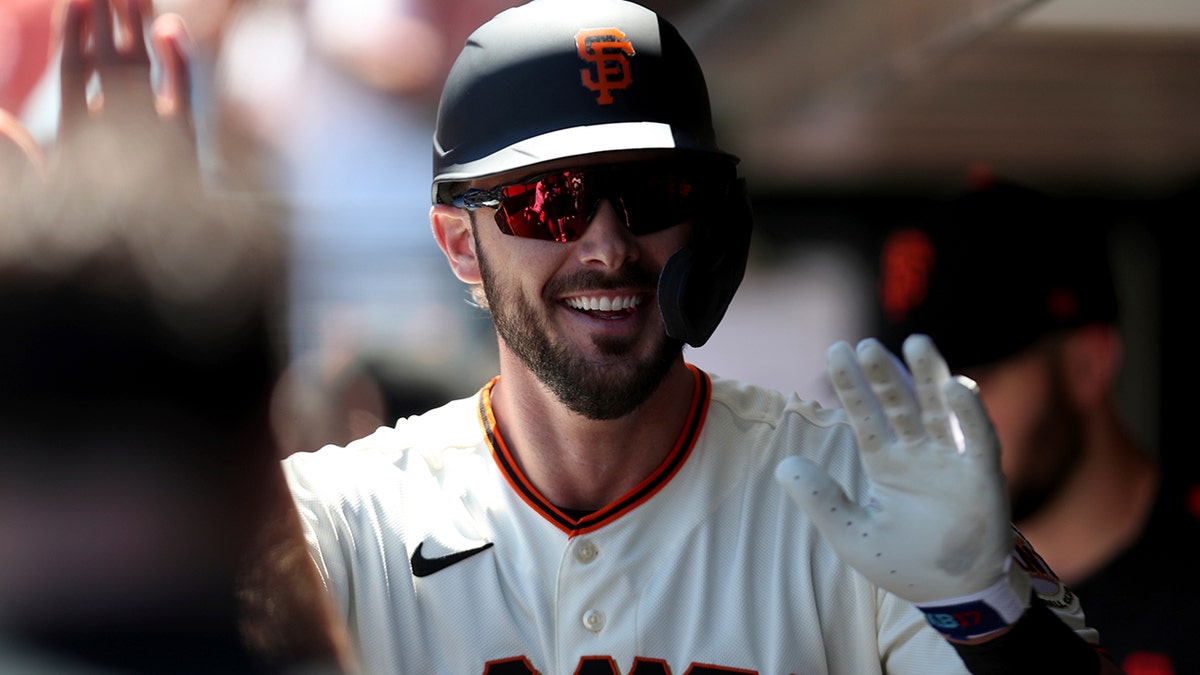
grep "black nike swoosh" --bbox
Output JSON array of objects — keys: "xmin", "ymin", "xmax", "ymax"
[{"xmin": 410, "ymin": 541, "xmax": 495, "ymax": 578}]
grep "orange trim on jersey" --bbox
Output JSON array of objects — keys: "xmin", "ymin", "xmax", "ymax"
[{"xmin": 480, "ymin": 365, "xmax": 711, "ymax": 536}]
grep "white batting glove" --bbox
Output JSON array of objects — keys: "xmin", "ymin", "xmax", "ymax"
[{"xmin": 776, "ymin": 334, "xmax": 1030, "ymax": 640}]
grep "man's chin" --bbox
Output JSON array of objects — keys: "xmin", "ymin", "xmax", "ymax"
[{"xmin": 545, "ymin": 342, "xmax": 681, "ymax": 420}]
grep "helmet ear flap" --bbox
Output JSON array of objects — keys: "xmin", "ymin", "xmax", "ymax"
[{"xmin": 658, "ymin": 177, "xmax": 753, "ymax": 347}]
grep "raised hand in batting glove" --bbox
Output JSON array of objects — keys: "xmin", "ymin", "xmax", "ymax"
[{"xmin": 776, "ymin": 334, "xmax": 1030, "ymax": 641}]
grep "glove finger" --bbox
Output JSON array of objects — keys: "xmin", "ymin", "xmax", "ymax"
[
  {"xmin": 856, "ymin": 338, "xmax": 924, "ymax": 444},
  {"xmin": 902, "ymin": 334, "xmax": 956, "ymax": 447},
  {"xmin": 944, "ymin": 375, "xmax": 1002, "ymax": 468},
  {"xmin": 826, "ymin": 341, "xmax": 889, "ymax": 453},
  {"xmin": 775, "ymin": 456, "xmax": 874, "ymax": 544}
]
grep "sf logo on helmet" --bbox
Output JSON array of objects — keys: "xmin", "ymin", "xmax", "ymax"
[{"xmin": 576, "ymin": 28, "xmax": 635, "ymax": 105}]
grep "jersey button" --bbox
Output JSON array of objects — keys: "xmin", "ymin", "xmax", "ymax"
[
  {"xmin": 575, "ymin": 540, "xmax": 599, "ymax": 563},
  {"xmin": 582, "ymin": 609, "xmax": 606, "ymax": 633}
]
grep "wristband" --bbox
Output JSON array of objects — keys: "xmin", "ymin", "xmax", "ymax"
[
  {"xmin": 950, "ymin": 597, "xmax": 1101, "ymax": 675},
  {"xmin": 916, "ymin": 561, "xmax": 1031, "ymax": 640}
]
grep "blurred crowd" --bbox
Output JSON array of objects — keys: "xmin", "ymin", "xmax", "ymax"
[{"xmin": 2, "ymin": 0, "xmax": 526, "ymax": 455}]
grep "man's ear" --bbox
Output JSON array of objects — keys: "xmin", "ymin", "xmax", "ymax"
[
  {"xmin": 431, "ymin": 204, "xmax": 481, "ymax": 284},
  {"xmin": 1062, "ymin": 323, "xmax": 1122, "ymax": 410}
]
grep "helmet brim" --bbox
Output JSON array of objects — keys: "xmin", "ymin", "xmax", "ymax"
[{"xmin": 432, "ymin": 121, "xmax": 737, "ymax": 203}]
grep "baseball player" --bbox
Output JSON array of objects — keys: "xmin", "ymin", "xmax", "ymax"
[{"xmin": 275, "ymin": 0, "xmax": 1123, "ymax": 672}]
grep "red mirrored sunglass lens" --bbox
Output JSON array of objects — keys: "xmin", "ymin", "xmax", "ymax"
[
  {"xmin": 495, "ymin": 178, "xmax": 590, "ymax": 242},
  {"xmin": 491, "ymin": 168, "xmax": 706, "ymax": 242}
]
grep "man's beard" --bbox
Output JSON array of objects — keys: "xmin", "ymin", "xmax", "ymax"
[
  {"xmin": 1006, "ymin": 361, "xmax": 1085, "ymax": 522},
  {"xmin": 476, "ymin": 239, "xmax": 683, "ymax": 421}
]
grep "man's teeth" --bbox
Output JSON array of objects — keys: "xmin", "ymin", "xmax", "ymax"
[{"xmin": 566, "ymin": 295, "xmax": 641, "ymax": 311}]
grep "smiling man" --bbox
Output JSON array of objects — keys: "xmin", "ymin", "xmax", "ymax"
[{"xmin": 271, "ymin": 1, "xmax": 1123, "ymax": 673}]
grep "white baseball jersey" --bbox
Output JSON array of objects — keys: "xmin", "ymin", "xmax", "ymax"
[{"xmin": 283, "ymin": 365, "xmax": 1099, "ymax": 674}]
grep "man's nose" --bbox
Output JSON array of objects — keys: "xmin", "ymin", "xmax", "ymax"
[{"xmin": 575, "ymin": 198, "xmax": 637, "ymax": 269}]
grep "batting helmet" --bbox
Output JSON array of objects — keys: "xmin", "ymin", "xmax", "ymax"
[{"xmin": 431, "ymin": 0, "xmax": 752, "ymax": 347}]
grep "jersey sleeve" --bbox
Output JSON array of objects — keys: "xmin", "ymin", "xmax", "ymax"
[
  {"xmin": 279, "ymin": 424, "xmax": 414, "ymax": 622},
  {"xmin": 281, "ymin": 446, "xmax": 358, "ymax": 619}
]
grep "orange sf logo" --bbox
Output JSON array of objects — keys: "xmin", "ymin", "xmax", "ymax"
[{"xmin": 576, "ymin": 28, "xmax": 634, "ymax": 105}]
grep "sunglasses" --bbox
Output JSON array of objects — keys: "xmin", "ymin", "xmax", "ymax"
[{"xmin": 452, "ymin": 163, "xmax": 723, "ymax": 243}]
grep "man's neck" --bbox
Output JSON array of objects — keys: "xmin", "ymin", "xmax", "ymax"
[
  {"xmin": 1015, "ymin": 408, "xmax": 1158, "ymax": 585},
  {"xmin": 488, "ymin": 356, "xmax": 696, "ymax": 511}
]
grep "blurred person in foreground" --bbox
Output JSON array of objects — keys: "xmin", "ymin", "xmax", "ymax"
[
  {"xmin": 0, "ymin": 0, "xmax": 349, "ymax": 672},
  {"xmin": 879, "ymin": 175, "xmax": 1198, "ymax": 674},
  {"xmin": 247, "ymin": 1, "xmax": 1122, "ymax": 672}
]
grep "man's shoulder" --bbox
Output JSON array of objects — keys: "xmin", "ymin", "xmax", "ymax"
[
  {"xmin": 283, "ymin": 392, "xmax": 486, "ymax": 476},
  {"xmin": 391, "ymin": 391, "xmax": 488, "ymax": 444},
  {"xmin": 705, "ymin": 371, "xmax": 847, "ymax": 431},
  {"xmin": 700, "ymin": 372, "xmax": 863, "ymax": 488}
]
